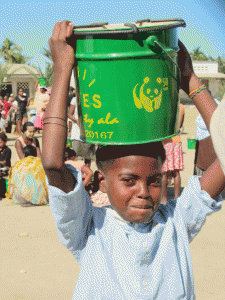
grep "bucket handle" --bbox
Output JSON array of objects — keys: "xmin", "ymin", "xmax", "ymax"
[
  {"xmin": 146, "ymin": 35, "xmax": 181, "ymax": 85},
  {"xmin": 124, "ymin": 23, "xmax": 139, "ymax": 34},
  {"xmin": 74, "ymin": 22, "xmax": 109, "ymax": 29}
]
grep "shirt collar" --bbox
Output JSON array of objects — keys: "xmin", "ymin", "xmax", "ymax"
[{"xmin": 104, "ymin": 205, "xmax": 155, "ymax": 232}]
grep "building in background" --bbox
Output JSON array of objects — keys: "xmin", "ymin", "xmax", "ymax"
[
  {"xmin": 180, "ymin": 61, "xmax": 225, "ymax": 102},
  {"xmin": 0, "ymin": 64, "xmax": 38, "ymax": 98}
]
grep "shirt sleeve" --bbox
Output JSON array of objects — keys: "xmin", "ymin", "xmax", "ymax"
[
  {"xmin": 46, "ymin": 163, "xmax": 93, "ymax": 262},
  {"xmin": 174, "ymin": 176, "xmax": 223, "ymax": 242}
]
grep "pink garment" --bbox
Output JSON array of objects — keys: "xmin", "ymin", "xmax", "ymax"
[
  {"xmin": 91, "ymin": 190, "xmax": 111, "ymax": 205},
  {"xmin": 34, "ymin": 111, "xmax": 46, "ymax": 130},
  {"xmin": 3, "ymin": 102, "xmax": 12, "ymax": 118},
  {"xmin": 162, "ymin": 142, "xmax": 184, "ymax": 172}
]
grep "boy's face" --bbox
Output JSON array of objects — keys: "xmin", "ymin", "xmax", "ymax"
[{"xmin": 99, "ymin": 155, "xmax": 162, "ymax": 224}]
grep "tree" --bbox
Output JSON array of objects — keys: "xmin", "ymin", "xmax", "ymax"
[
  {"xmin": 41, "ymin": 47, "xmax": 54, "ymax": 86},
  {"xmin": 0, "ymin": 38, "xmax": 31, "ymax": 64},
  {"xmin": 190, "ymin": 47, "xmax": 209, "ymax": 61},
  {"xmin": 41, "ymin": 48, "xmax": 52, "ymax": 62}
]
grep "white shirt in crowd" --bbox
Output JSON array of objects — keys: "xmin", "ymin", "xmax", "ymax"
[{"xmin": 70, "ymin": 97, "xmax": 80, "ymax": 141}]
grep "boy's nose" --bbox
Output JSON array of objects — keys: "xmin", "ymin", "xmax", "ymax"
[{"xmin": 137, "ymin": 182, "xmax": 151, "ymax": 199}]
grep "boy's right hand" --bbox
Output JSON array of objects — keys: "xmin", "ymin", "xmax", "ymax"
[
  {"xmin": 48, "ymin": 21, "xmax": 75, "ymax": 72},
  {"xmin": 178, "ymin": 40, "xmax": 194, "ymax": 95}
]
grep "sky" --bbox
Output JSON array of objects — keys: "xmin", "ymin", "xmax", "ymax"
[{"xmin": 0, "ymin": 0, "xmax": 225, "ymax": 72}]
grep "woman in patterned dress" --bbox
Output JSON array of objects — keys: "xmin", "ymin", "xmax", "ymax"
[{"xmin": 161, "ymin": 103, "xmax": 185, "ymax": 204}]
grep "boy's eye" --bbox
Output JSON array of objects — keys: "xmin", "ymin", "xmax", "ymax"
[
  {"xmin": 122, "ymin": 178, "xmax": 136, "ymax": 185},
  {"xmin": 149, "ymin": 177, "xmax": 162, "ymax": 187}
]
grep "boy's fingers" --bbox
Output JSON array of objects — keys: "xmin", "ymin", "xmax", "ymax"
[
  {"xmin": 51, "ymin": 22, "xmax": 61, "ymax": 40},
  {"xmin": 58, "ymin": 20, "xmax": 72, "ymax": 41},
  {"xmin": 66, "ymin": 22, "xmax": 74, "ymax": 39}
]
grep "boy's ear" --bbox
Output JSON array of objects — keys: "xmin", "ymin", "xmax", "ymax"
[{"xmin": 98, "ymin": 170, "xmax": 107, "ymax": 193}]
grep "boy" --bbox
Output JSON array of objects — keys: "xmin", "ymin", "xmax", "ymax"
[{"xmin": 42, "ymin": 21, "xmax": 225, "ymax": 299}]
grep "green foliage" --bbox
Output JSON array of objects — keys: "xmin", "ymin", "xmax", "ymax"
[
  {"xmin": 190, "ymin": 47, "xmax": 209, "ymax": 61},
  {"xmin": 218, "ymin": 80, "xmax": 225, "ymax": 101},
  {"xmin": 0, "ymin": 38, "xmax": 31, "ymax": 64}
]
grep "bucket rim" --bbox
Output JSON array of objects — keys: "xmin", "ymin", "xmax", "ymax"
[{"xmin": 73, "ymin": 19, "xmax": 186, "ymax": 36}]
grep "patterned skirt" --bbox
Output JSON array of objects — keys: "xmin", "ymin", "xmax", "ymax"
[
  {"xmin": 91, "ymin": 190, "xmax": 110, "ymax": 205},
  {"xmin": 5, "ymin": 156, "xmax": 49, "ymax": 205},
  {"xmin": 162, "ymin": 141, "xmax": 184, "ymax": 173}
]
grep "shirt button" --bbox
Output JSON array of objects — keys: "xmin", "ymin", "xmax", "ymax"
[
  {"xmin": 143, "ymin": 280, "xmax": 147, "ymax": 286},
  {"xmin": 212, "ymin": 202, "xmax": 215, "ymax": 208},
  {"xmin": 143, "ymin": 242, "xmax": 147, "ymax": 248}
]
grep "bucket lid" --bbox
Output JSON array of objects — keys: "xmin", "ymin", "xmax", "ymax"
[{"xmin": 73, "ymin": 18, "xmax": 186, "ymax": 36}]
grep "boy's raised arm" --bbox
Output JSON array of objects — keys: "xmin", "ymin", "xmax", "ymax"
[
  {"xmin": 178, "ymin": 40, "xmax": 225, "ymax": 199},
  {"xmin": 42, "ymin": 21, "xmax": 76, "ymax": 193}
]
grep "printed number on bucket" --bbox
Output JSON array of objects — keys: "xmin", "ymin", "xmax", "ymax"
[{"xmin": 85, "ymin": 130, "xmax": 113, "ymax": 139}]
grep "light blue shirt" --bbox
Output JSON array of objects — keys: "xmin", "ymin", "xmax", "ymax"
[
  {"xmin": 29, "ymin": 115, "xmax": 36, "ymax": 124},
  {"xmin": 196, "ymin": 98, "xmax": 220, "ymax": 141},
  {"xmin": 47, "ymin": 164, "xmax": 222, "ymax": 300}
]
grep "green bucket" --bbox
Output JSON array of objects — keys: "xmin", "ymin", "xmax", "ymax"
[
  {"xmin": 39, "ymin": 78, "xmax": 47, "ymax": 86},
  {"xmin": 73, "ymin": 19, "xmax": 186, "ymax": 145},
  {"xmin": 187, "ymin": 138, "xmax": 196, "ymax": 150}
]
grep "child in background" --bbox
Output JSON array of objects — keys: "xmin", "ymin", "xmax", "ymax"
[
  {"xmin": 161, "ymin": 103, "xmax": 185, "ymax": 204},
  {"xmin": 90, "ymin": 170, "xmax": 111, "ymax": 205},
  {"xmin": 0, "ymin": 132, "xmax": 11, "ymax": 199},
  {"xmin": 42, "ymin": 21, "xmax": 225, "ymax": 299},
  {"xmin": 64, "ymin": 147, "xmax": 93, "ymax": 190}
]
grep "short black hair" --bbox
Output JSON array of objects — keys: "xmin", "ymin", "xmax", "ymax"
[
  {"xmin": 96, "ymin": 142, "xmax": 166, "ymax": 172},
  {"xmin": 65, "ymin": 147, "xmax": 77, "ymax": 160},
  {"xmin": 22, "ymin": 122, "xmax": 35, "ymax": 133},
  {"xmin": 23, "ymin": 145, "xmax": 37, "ymax": 157},
  {"xmin": 0, "ymin": 132, "xmax": 7, "ymax": 142}
]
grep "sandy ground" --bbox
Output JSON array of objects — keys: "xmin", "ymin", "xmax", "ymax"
[{"xmin": 1, "ymin": 105, "xmax": 225, "ymax": 299}]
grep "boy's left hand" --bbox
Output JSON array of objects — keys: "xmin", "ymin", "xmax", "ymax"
[
  {"xmin": 49, "ymin": 21, "xmax": 75, "ymax": 72},
  {"xmin": 178, "ymin": 40, "xmax": 194, "ymax": 95}
]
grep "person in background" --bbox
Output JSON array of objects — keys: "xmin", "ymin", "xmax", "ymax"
[
  {"xmin": 15, "ymin": 122, "xmax": 41, "ymax": 160},
  {"xmin": 161, "ymin": 103, "xmax": 185, "ymax": 204},
  {"xmin": 15, "ymin": 88, "xmax": 32, "ymax": 135},
  {"xmin": 0, "ymin": 109, "xmax": 7, "ymax": 133},
  {"xmin": 67, "ymin": 87, "xmax": 75, "ymax": 137},
  {"xmin": 5, "ymin": 153, "xmax": 48, "ymax": 206},
  {"xmin": 2, "ymin": 95, "xmax": 8, "ymax": 106},
  {"xmin": 29, "ymin": 109, "xmax": 37, "ymax": 124},
  {"xmin": 8, "ymin": 96, "xmax": 21, "ymax": 134},
  {"xmin": 68, "ymin": 95, "xmax": 95, "ymax": 168},
  {"xmin": 0, "ymin": 132, "xmax": 11, "ymax": 169},
  {"xmin": 194, "ymin": 97, "xmax": 220, "ymax": 176},
  {"xmin": 0, "ymin": 132, "xmax": 11, "ymax": 199},
  {"xmin": 34, "ymin": 81, "xmax": 50, "ymax": 131},
  {"xmin": 5, "ymin": 96, "xmax": 20, "ymax": 134},
  {"xmin": 64, "ymin": 147, "xmax": 93, "ymax": 190}
]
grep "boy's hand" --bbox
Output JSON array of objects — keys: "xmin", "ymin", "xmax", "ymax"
[
  {"xmin": 178, "ymin": 40, "xmax": 194, "ymax": 95},
  {"xmin": 49, "ymin": 21, "xmax": 75, "ymax": 72}
]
